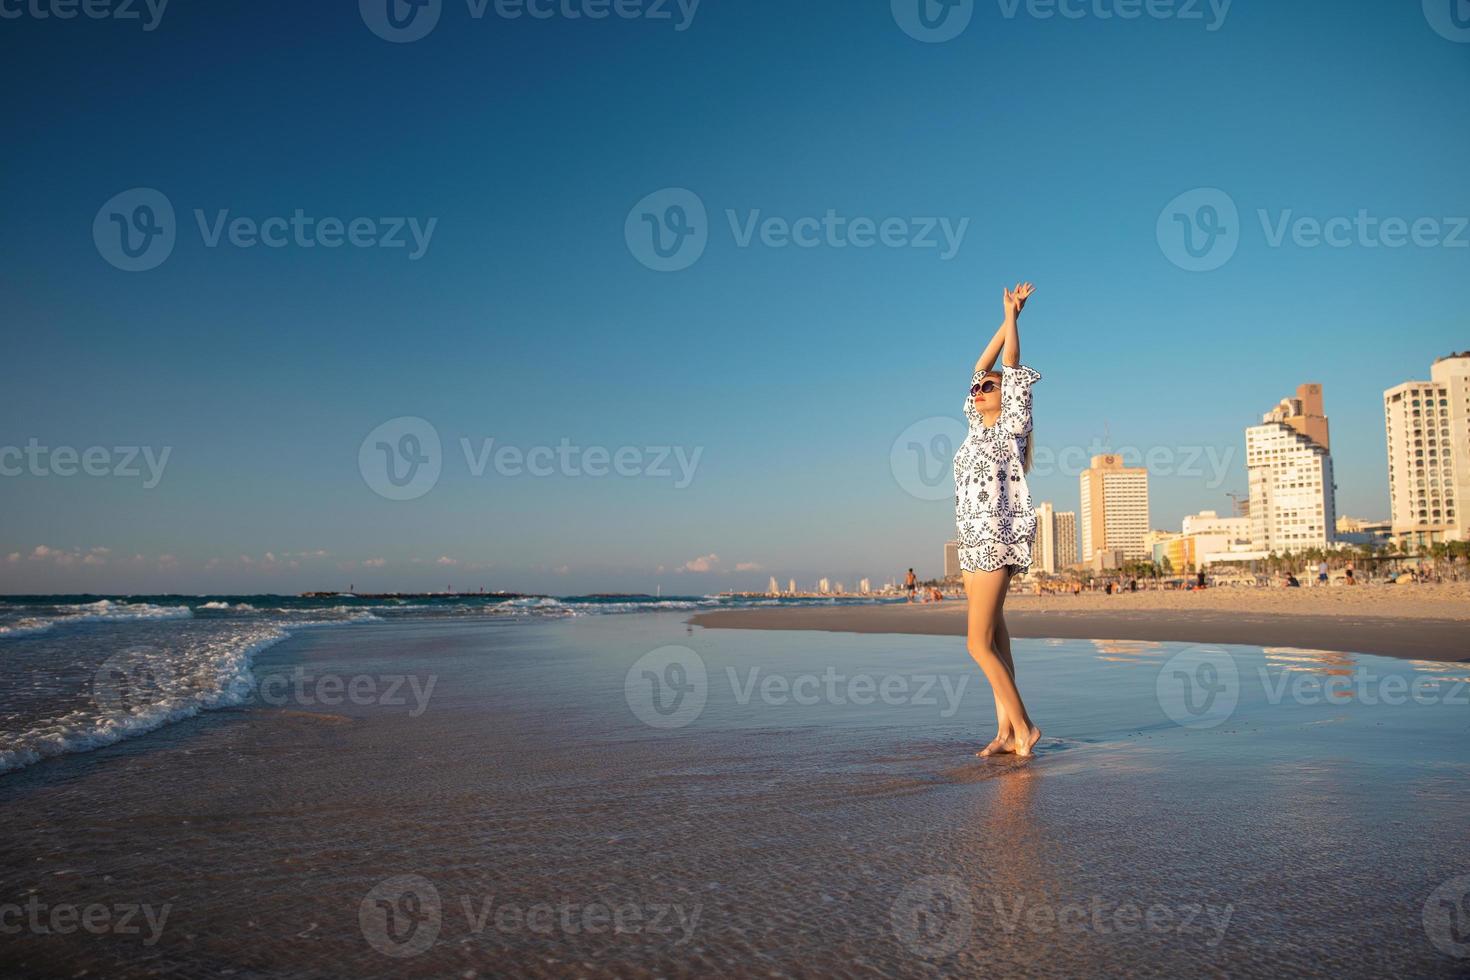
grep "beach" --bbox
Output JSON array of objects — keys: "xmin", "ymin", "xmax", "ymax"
[
  {"xmin": 3, "ymin": 597, "xmax": 1469, "ymax": 976},
  {"xmin": 689, "ymin": 582, "xmax": 1470, "ymax": 663}
]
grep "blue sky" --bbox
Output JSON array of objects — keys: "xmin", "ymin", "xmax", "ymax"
[{"xmin": 3, "ymin": 0, "xmax": 1468, "ymax": 594}]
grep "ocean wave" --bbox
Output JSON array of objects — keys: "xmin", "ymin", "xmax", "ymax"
[
  {"xmin": 198, "ymin": 601, "xmax": 258, "ymax": 612},
  {"xmin": 0, "ymin": 625, "xmax": 287, "ymax": 776},
  {"xmin": 562, "ymin": 600, "xmax": 703, "ymax": 614},
  {"xmin": 0, "ymin": 618, "xmax": 56, "ymax": 638},
  {"xmin": 0, "ymin": 601, "xmax": 194, "ymax": 642},
  {"xmin": 63, "ymin": 600, "xmax": 195, "ymax": 623},
  {"xmin": 263, "ymin": 605, "xmax": 383, "ymax": 624}
]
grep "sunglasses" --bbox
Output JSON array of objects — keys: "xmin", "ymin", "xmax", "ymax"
[{"xmin": 970, "ymin": 379, "xmax": 1000, "ymax": 396}]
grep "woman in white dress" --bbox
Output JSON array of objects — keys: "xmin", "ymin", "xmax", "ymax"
[{"xmin": 953, "ymin": 282, "xmax": 1042, "ymax": 757}]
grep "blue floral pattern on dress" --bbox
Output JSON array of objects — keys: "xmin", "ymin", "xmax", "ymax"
[{"xmin": 954, "ymin": 363, "xmax": 1042, "ymax": 573}]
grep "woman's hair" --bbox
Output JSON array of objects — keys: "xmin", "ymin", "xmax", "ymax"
[{"xmin": 1022, "ymin": 428, "xmax": 1034, "ymax": 474}]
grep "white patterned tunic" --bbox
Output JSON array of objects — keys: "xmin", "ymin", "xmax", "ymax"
[{"xmin": 953, "ymin": 363, "xmax": 1042, "ymax": 573}]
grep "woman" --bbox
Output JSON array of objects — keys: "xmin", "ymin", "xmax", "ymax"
[{"xmin": 953, "ymin": 281, "xmax": 1043, "ymax": 758}]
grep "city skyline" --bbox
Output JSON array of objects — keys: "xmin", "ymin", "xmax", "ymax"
[{"xmin": 4, "ymin": 352, "xmax": 1461, "ymax": 592}]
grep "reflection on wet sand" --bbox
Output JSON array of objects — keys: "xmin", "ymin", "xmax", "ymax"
[
  {"xmin": 1262, "ymin": 646, "xmax": 1470, "ymax": 696},
  {"xmin": 1092, "ymin": 638, "xmax": 1167, "ymax": 664},
  {"xmin": 1262, "ymin": 646, "xmax": 1358, "ymax": 677}
]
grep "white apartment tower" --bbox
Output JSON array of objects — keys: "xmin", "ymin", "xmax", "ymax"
[
  {"xmin": 1055, "ymin": 510, "xmax": 1078, "ymax": 568},
  {"xmin": 1384, "ymin": 351, "xmax": 1470, "ymax": 548},
  {"xmin": 1246, "ymin": 383, "xmax": 1336, "ymax": 553},
  {"xmin": 1034, "ymin": 502, "xmax": 1058, "ymax": 574},
  {"xmin": 1032, "ymin": 502, "xmax": 1079, "ymax": 573}
]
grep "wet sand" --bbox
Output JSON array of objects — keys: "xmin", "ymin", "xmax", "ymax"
[
  {"xmin": 4, "ymin": 613, "xmax": 1469, "ymax": 977},
  {"xmin": 689, "ymin": 589, "xmax": 1470, "ymax": 663}
]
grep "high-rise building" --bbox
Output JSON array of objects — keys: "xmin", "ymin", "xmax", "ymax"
[
  {"xmin": 818, "ymin": 577, "xmax": 830, "ymax": 595},
  {"xmin": 1246, "ymin": 383, "xmax": 1336, "ymax": 553},
  {"xmin": 943, "ymin": 540, "xmax": 960, "ymax": 579},
  {"xmin": 768, "ymin": 576, "xmax": 780, "ymax": 595},
  {"xmin": 1079, "ymin": 454, "xmax": 1150, "ymax": 561},
  {"xmin": 1032, "ymin": 502, "xmax": 1078, "ymax": 574},
  {"xmin": 787, "ymin": 578, "xmax": 797, "ymax": 595},
  {"xmin": 1055, "ymin": 510, "xmax": 1078, "ymax": 568},
  {"xmin": 859, "ymin": 577, "xmax": 871, "ymax": 594},
  {"xmin": 1034, "ymin": 503, "xmax": 1058, "ymax": 574},
  {"xmin": 1384, "ymin": 352, "xmax": 1470, "ymax": 549}
]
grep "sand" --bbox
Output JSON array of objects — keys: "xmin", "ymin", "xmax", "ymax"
[
  {"xmin": 690, "ymin": 583, "xmax": 1470, "ymax": 662},
  {"xmin": 6, "ymin": 614, "xmax": 1469, "ymax": 977}
]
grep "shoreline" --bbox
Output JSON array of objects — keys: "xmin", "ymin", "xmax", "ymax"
[{"xmin": 689, "ymin": 587, "xmax": 1470, "ymax": 663}]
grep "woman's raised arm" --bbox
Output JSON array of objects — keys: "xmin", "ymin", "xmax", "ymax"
[
  {"xmin": 973, "ymin": 281, "xmax": 1034, "ymax": 373},
  {"xmin": 999, "ymin": 281, "xmax": 1033, "ymax": 368}
]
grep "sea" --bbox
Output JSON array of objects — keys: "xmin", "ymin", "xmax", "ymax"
[{"xmin": 0, "ymin": 593, "xmax": 898, "ymax": 775}]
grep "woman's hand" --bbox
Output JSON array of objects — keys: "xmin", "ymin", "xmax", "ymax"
[{"xmin": 1003, "ymin": 281, "xmax": 1035, "ymax": 320}]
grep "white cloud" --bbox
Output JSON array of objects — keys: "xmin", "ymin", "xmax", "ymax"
[
  {"xmin": 363, "ymin": 558, "xmax": 387, "ymax": 568},
  {"xmin": 735, "ymin": 561, "xmax": 762, "ymax": 572},
  {"xmin": 681, "ymin": 553, "xmax": 720, "ymax": 573},
  {"xmin": 436, "ymin": 556, "xmax": 459, "ymax": 566}
]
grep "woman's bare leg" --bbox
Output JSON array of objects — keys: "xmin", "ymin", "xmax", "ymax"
[
  {"xmin": 987, "ymin": 602, "xmax": 1019, "ymax": 751},
  {"xmin": 965, "ymin": 567, "xmax": 1040, "ymax": 756},
  {"xmin": 981, "ymin": 574, "xmax": 1019, "ymax": 755}
]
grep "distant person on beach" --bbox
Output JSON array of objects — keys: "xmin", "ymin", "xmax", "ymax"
[
  {"xmin": 952, "ymin": 281, "xmax": 1043, "ymax": 758},
  {"xmin": 1346, "ymin": 561, "xmax": 1355, "ymax": 584},
  {"xmin": 1197, "ymin": 570, "xmax": 1206, "ymax": 589},
  {"xmin": 1317, "ymin": 560, "xmax": 1328, "ymax": 584},
  {"xmin": 904, "ymin": 568, "xmax": 917, "ymax": 602}
]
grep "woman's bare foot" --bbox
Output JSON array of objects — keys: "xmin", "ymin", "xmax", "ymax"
[
  {"xmin": 1013, "ymin": 725, "xmax": 1042, "ymax": 757},
  {"xmin": 977, "ymin": 735, "xmax": 1014, "ymax": 757}
]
